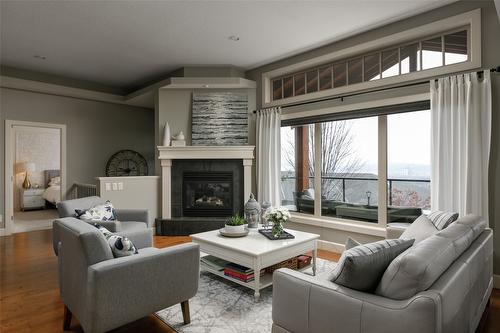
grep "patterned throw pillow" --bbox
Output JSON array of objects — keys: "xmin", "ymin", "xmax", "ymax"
[
  {"xmin": 329, "ymin": 238, "xmax": 414, "ymax": 292},
  {"xmin": 93, "ymin": 224, "xmax": 138, "ymax": 257},
  {"xmin": 75, "ymin": 201, "xmax": 117, "ymax": 222},
  {"xmin": 427, "ymin": 211, "xmax": 459, "ymax": 230}
]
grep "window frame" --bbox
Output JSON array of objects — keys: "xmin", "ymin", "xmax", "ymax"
[
  {"xmin": 262, "ymin": 9, "xmax": 480, "ymax": 107},
  {"xmin": 281, "ymin": 92, "xmax": 431, "ymax": 236}
]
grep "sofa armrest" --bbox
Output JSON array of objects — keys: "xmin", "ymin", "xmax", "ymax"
[
  {"xmin": 115, "ymin": 209, "xmax": 149, "ymax": 225},
  {"xmin": 87, "ymin": 243, "xmax": 200, "ymax": 332},
  {"xmin": 273, "ymin": 268, "xmax": 441, "ymax": 333}
]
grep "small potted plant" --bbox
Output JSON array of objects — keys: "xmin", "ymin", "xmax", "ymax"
[
  {"xmin": 263, "ymin": 207, "xmax": 291, "ymax": 237},
  {"xmin": 225, "ymin": 214, "xmax": 247, "ymax": 233}
]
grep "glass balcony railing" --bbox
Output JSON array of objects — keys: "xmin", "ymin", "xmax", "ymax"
[{"xmin": 280, "ymin": 175, "xmax": 430, "ymax": 223}]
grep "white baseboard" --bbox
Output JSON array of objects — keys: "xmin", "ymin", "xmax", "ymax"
[
  {"xmin": 318, "ymin": 239, "xmax": 345, "ymax": 254},
  {"xmin": 494, "ymin": 274, "xmax": 500, "ymax": 289},
  {"xmin": 0, "ymin": 229, "xmax": 6, "ymax": 236}
]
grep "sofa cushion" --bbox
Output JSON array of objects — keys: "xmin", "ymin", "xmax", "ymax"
[
  {"xmin": 428, "ymin": 210, "xmax": 459, "ymax": 230},
  {"xmin": 328, "ymin": 238, "xmax": 414, "ymax": 292},
  {"xmin": 399, "ymin": 215, "xmax": 438, "ymax": 244},
  {"xmin": 376, "ymin": 214, "xmax": 486, "ymax": 300}
]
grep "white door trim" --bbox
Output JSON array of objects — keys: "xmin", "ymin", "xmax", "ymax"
[{"xmin": 3, "ymin": 120, "xmax": 67, "ymax": 236}]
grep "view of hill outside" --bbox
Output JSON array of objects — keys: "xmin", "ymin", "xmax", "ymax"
[
  {"xmin": 388, "ymin": 110, "xmax": 431, "ymax": 210},
  {"xmin": 280, "ymin": 110, "xmax": 431, "ymax": 218}
]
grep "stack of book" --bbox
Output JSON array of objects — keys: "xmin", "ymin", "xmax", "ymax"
[{"xmin": 224, "ymin": 263, "xmax": 264, "ymax": 283}]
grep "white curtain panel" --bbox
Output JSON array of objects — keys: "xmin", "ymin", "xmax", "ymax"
[
  {"xmin": 256, "ymin": 107, "xmax": 282, "ymax": 207},
  {"xmin": 430, "ymin": 71, "xmax": 492, "ymax": 223}
]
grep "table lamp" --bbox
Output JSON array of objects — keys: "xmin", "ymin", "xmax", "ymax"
[{"xmin": 16, "ymin": 162, "xmax": 36, "ymax": 189}]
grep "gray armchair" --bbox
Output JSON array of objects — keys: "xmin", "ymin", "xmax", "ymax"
[
  {"xmin": 54, "ymin": 217, "xmax": 200, "ymax": 333},
  {"xmin": 54, "ymin": 196, "xmax": 153, "ymax": 254}
]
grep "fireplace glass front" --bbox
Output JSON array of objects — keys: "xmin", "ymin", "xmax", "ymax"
[{"xmin": 182, "ymin": 172, "xmax": 233, "ymax": 217}]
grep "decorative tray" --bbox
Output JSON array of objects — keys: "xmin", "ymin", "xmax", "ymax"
[
  {"xmin": 258, "ymin": 229, "xmax": 295, "ymax": 240},
  {"xmin": 219, "ymin": 227, "xmax": 249, "ymax": 238}
]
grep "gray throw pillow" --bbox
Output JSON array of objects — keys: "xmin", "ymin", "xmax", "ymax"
[
  {"xmin": 345, "ymin": 237, "xmax": 361, "ymax": 250},
  {"xmin": 427, "ymin": 210, "xmax": 458, "ymax": 230},
  {"xmin": 329, "ymin": 238, "xmax": 415, "ymax": 292},
  {"xmin": 400, "ymin": 215, "xmax": 438, "ymax": 244}
]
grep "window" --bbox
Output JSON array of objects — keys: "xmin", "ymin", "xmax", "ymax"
[
  {"xmin": 280, "ymin": 102, "xmax": 431, "ymax": 225},
  {"xmin": 400, "ymin": 43, "xmax": 420, "ymax": 74},
  {"xmin": 444, "ymin": 30, "xmax": 468, "ymax": 65},
  {"xmin": 333, "ymin": 62, "xmax": 347, "ymax": 88},
  {"xmin": 270, "ymin": 28, "xmax": 469, "ymax": 101},
  {"xmin": 280, "ymin": 125, "xmax": 315, "ymax": 215},
  {"xmin": 421, "ymin": 37, "xmax": 443, "ymax": 70},
  {"xmin": 320, "ymin": 117, "xmax": 378, "ymax": 223},
  {"xmin": 387, "ymin": 111, "xmax": 431, "ymax": 222}
]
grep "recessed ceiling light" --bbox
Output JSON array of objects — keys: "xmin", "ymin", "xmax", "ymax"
[
  {"xmin": 202, "ymin": 84, "xmax": 209, "ymax": 88},
  {"xmin": 228, "ymin": 35, "xmax": 240, "ymax": 42},
  {"xmin": 33, "ymin": 55, "xmax": 46, "ymax": 60}
]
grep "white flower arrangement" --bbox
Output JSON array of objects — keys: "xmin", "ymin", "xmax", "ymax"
[{"xmin": 263, "ymin": 206, "xmax": 291, "ymax": 224}]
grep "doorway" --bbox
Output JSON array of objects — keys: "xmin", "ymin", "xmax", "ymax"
[{"xmin": 4, "ymin": 120, "xmax": 66, "ymax": 235}]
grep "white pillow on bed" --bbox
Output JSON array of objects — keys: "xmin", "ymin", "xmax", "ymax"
[{"xmin": 49, "ymin": 176, "xmax": 61, "ymax": 186}]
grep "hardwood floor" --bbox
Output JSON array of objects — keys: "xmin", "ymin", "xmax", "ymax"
[{"xmin": 0, "ymin": 230, "xmax": 497, "ymax": 333}]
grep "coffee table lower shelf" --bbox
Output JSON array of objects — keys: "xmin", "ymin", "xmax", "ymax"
[{"xmin": 200, "ymin": 261, "xmax": 313, "ymax": 290}]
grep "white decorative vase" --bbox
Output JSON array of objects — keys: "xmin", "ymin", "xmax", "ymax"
[{"xmin": 163, "ymin": 122, "xmax": 171, "ymax": 146}]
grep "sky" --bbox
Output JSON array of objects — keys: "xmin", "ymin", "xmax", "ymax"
[{"xmin": 281, "ymin": 110, "xmax": 431, "ymax": 176}]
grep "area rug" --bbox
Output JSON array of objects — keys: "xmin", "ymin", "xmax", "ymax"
[{"xmin": 156, "ymin": 258, "xmax": 336, "ymax": 333}]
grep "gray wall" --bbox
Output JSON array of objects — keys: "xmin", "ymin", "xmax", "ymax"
[
  {"xmin": 155, "ymin": 87, "xmax": 257, "ymax": 174},
  {"xmin": 246, "ymin": 0, "xmax": 500, "ymax": 272},
  {"xmin": 0, "ymin": 87, "xmax": 155, "ymax": 228}
]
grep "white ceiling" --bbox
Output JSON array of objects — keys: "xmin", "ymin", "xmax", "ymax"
[{"xmin": 0, "ymin": 0, "xmax": 457, "ymax": 91}]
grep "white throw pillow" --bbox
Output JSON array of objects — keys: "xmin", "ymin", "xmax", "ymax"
[
  {"xmin": 400, "ymin": 215, "xmax": 438, "ymax": 244},
  {"xmin": 303, "ymin": 188, "xmax": 315, "ymax": 198},
  {"xmin": 75, "ymin": 201, "xmax": 117, "ymax": 222},
  {"xmin": 94, "ymin": 224, "xmax": 138, "ymax": 257},
  {"xmin": 49, "ymin": 176, "xmax": 61, "ymax": 186}
]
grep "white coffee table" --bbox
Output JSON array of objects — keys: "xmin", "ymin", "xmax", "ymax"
[{"xmin": 191, "ymin": 227, "xmax": 320, "ymax": 301}]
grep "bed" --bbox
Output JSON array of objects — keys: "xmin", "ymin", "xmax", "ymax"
[{"xmin": 43, "ymin": 169, "xmax": 61, "ymax": 207}]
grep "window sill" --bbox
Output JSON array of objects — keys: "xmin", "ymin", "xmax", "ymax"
[{"xmin": 289, "ymin": 212, "xmax": 387, "ymax": 237}]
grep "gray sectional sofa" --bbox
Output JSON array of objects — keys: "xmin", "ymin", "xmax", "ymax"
[{"xmin": 272, "ymin": 215, "xmax": 492, "ymax": 333}]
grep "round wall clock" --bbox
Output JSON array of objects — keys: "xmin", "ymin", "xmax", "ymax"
[{"xmin": 105, "ymin": 150, "xmax": 148, "ymax": 177}]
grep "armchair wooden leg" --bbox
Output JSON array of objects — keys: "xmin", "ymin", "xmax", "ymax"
[
  {"xmin": 63, "ymin": 305, "xmax": 72, "ymax": 330},
  {"xmin": 180, "ymin": 300, "xmax": 190, "ymax": 324}
]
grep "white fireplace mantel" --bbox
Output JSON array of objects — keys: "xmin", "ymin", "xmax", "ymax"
[{"xmin": 157, "ymin": 145, "xmax": 255, "ymax": 219}]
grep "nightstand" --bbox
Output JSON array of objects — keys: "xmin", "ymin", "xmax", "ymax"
[{"xmin": 20, "ymin": 188, "xmax": 46, "ymax": 211}]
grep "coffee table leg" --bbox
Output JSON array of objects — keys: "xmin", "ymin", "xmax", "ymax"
[
  {"xmin": 254, "ymin": 260, "xmax": 261, "ymax": 302},
  {"xmin": 312, "ymin": 243, "xmax": 317, "ymax": 276}
]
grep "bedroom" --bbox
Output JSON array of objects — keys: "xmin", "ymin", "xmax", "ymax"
[{"xmin": 11, "ymin": 123, "xmax": 63, "ymax": 233}]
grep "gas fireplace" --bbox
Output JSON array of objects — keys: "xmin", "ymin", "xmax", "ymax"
[{"xmin": 182, "ymin": 172, "xmax": 233, "ymax": 217}]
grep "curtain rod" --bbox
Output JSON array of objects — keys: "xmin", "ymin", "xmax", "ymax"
[{"xmin": 252, "ymin": 66, "xmax": 500, "ymax": 113}]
